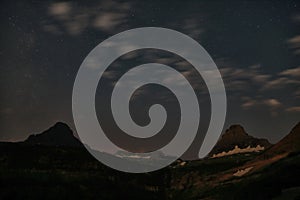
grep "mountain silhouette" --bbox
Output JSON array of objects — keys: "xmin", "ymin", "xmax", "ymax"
[
  {"xmin": 24, "ymin": 122, "xmax": 82, "ymax": 147},
  {"xmin": 1, "ymin": 121, "xmax": 300, "ymax": 200},
  {"xmin": 209, "ymin": 124, "xmax": 271, "ymax": 157},
  {"xmin": 22, "ymin": 122, "xmax": 160, "ymax": 171}
]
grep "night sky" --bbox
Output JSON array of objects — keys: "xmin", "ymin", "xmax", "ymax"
[{"xmin": 1, "ymin": 0, "xmax": 300, "ymax": 158}]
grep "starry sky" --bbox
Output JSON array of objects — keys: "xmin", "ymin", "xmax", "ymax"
[{"xmin": 1, "ymin": 0, "xmax": 300, "ymax": 158}]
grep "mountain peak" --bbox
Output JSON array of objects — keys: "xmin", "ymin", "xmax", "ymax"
[
  {"xmin": 48, "ymin": 122, "xmax": 72, "ymax": 133},
  {"xmin": 24, "ymin": 122, "xmax": 82, "ymax": 147},
  {"xmin": 209, "ymin": 124, "xmax": 271, "ymax": 157},
  {"xmin": 223, "ymin": 124, "xmax": 248, "ymax": 138},
  {"xmin": 228, "ymin": 124, "xmax": 245, "ymax": 130},
  {"xmin": 53, "ymin": 121, "xmax": 69, "ymax": 128}
]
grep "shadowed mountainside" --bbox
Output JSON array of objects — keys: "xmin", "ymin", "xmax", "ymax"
[{"xmin": 260, "ymin": 121, "xmax": 300, "ymax": 158}]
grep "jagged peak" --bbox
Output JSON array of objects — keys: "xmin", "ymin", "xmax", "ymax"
[
  {"xmin": 222, "ymin": 124, "xmax": 248, "ymax": 138},
  {"xmin": 50, "ymin": 121, "xmax": 72, "ymax": 131}
]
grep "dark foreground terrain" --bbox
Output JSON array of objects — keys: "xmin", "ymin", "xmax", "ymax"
[{"xmin": 0, "ymin": 122, "xmax": 300, "ymax": 199}]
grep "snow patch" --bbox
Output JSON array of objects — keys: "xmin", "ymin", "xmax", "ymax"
[
  {"xmin": 212, "ymin": 145, "xmax": 265, "ymax": 158},
  {"xmin": 233, "ymin": 167, "xmax": 253, "ymax": 177},
  {"xmin": 116, "ymin": 155, "xmax": 151, "ymax": 159}
]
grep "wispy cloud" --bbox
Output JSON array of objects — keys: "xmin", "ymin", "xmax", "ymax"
[
  {"xmin": 181, "ymin": 18, "xmax": 204, "ymax": 39},
  {"xmin": 49, "ymin": 2, "xmax": 72, "ymax": 19},
  {"xmin": 241, "ymin": 98, "xmax": 282, "ymax": 117},
  {"xmin": 241, "ymin": 98, "xmax": 282, "ymax": 109},
  {"xmin": 285, "ymin": 106, "xmax": 300, "ymax": 112},
  {"xmin": 279, "ymin": 66, "xmax": 300, "ymax": 77},
  {"xmin": 261, "ymin": 77, "xmax": 300, "ymax": 90},
  {"xmin": 287, "ymin": 35, "xmax": 300, "ymax": 55},
  {"xmin": 258, "ymin": 66, "xmax": 300, "ymax": 91},
  {"xmin": 219, "ymin": 64, "xmax": 272, "ymax": 93},
  {"xmin": 263, "ymin": 99, "xmax": 282, "ymax": 108},
  {"xmin": 93, "ymin": 12, "xmax": 128, "ymax": 32},
  {"xmin": 219, "ymin": 65, "xmax": 299, "ymax": 115},
  {"xmin": 43, "ymin": 1, "xmax": 131, "ymax": 35}
]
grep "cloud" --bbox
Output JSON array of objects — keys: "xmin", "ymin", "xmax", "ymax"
[
  {"xmin": 241, "ymin": 98, "xmax": 282, "ymax": 117},
  {"xmin": 279, "ymin": 66, "xmax": 300, "ymax": 77},
  {"xmin": 241, "ymin": 98, "xmax": 282, "ymax": 109},
  {"xmin": 262, "ymin": 77, "xmax": 300, "ymax": 90},
  {"xmin": 181, "ymin": 18, "xmax": 204, "ymax": 39},
  {"xmin": 48, "ymin": 2, "xmax": 72, "ymax": 19},
  {"xmin": 252, "ymin": 74, "xmax": 271, "ymax": 83},
  {"xmin": 263, "ymin": 99, "xmax": 281, "ymax": 107},
  {"xmin": 285, "ymin": 106, "xmax": 300, "ymax": 112},
  {"xmin": 287, "ymin": 35, "xmax": 300, "ymax": 55},
  {"xmin": 102, "ymin": 70, "xmax": 120, "ymax": 79},
  {"xmin": 43, "ymin": 1, "xmax": 131, "ymax": 35},
  {"xmin": 220, "ymin": 64, "xmax": 268, "ymax": 82},
  {"xmin": 259, "ymin": 67, "xmax": 300, "ymax": 91},
  {"xmin": 219, "ymin": 65, "xmax": 272, "ymax": 93},
  {"xmin": 219, "ymin": 65, "xmax": 300, "ymax": 94},
  {"xmin": 241, "ymin": 99, "xmax": 256, "ymax": 109},
  {"xmin": 93, "ymin": 12, "xmax": 128, "ymax": 31}
]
